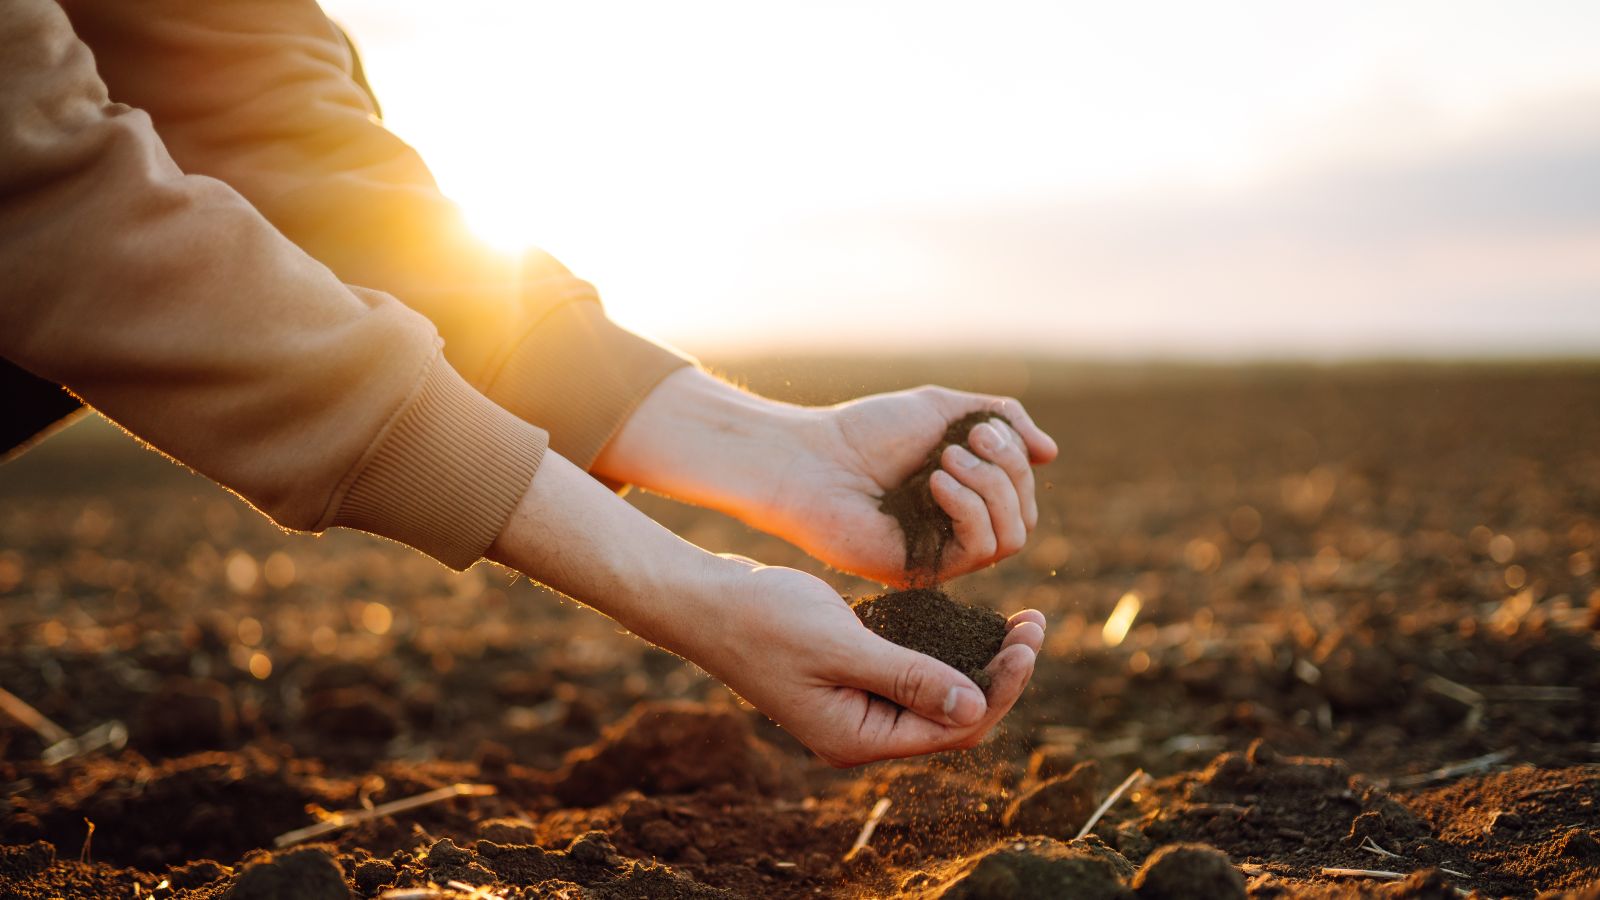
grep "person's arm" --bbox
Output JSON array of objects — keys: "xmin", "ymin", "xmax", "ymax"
[
  {"xmin": 60, "ymin": 0, "xmax": 692, "ymax": 470},
  {"xmin": 593, "ymin": 368, "xmax": 1060, "ymax": 586},
  {"xmin": 0, "ymin": 0, "xmax": 542, "ymax": 570},
  {"xmin": 58, "ymin": 0, "xmax": 1061, "ymax": 585},
  {"xmin": 487, "ymin": 452, "xmax": 1045, "ymax": 766}
]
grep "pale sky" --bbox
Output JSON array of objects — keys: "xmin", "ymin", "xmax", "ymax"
[{"xmin": 321, "ymin": 0, "xmax": 1600, "ymax": 357}]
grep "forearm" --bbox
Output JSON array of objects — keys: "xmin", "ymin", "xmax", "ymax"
[
  {"xmin": 486, "ymin": 451, "xmax": 737, "ymax": 653},
  {"xmin": 63, "ymin": 0, "xmax": 692, "ymax": 469},
  {"xmin": 591, "ymin": 368, "xmax": 823, "ymax": 518},
  {"xmin": 0, "ymin": 0, "xmax": 543, "ymax": 569}
]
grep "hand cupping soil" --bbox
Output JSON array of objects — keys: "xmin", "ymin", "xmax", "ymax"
[{"xmin": 877, "ymin": 410, "xmax": 1014, "ymax": 576}]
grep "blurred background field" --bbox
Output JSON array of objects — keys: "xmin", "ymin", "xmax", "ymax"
[
  {"xmin": 6, "ymin": 2, "xmax": 1600, "ymax": 894},
  {"xmin": 3, "ymin": 358, "xmax": 1598, "ymax": 896}
]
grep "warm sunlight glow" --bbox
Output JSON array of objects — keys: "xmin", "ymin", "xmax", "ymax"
[{"xmin": 320, "ymin": 0, "xmax": 1600, "ymax": 357}]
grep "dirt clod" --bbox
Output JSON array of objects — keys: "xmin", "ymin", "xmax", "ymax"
[
  {"xmin": 222, "ymin": 846, "xmax": 347, "ymax": 900},
  {"xmin": 925, "ymin": 835, "xmax": 1135, "ymax": 900},
  {"xmin": 0, "ymin": 842, "xmax": 53, "ymax": 880},
  {"xmin": 132, "ymin": 677, "xmax": 237, "ymax": 755},
  {"xmin": 476, "ymin": 817, "xmax": 538, "ymax": 845},
  {"xmin": 555, "ymin": 702, "xmax": 797, "ymax": 805},
  {"xmin": 852, "ymin": 589, "xmax": 1007, "ymax": 688},
  {"xmin": 878, "ymin": 410, "xmax": 1013, "ymax": 575},
  {"xmin": 1003, "ymin": 760, "xmax": 1101, "ymax": 838},
  {"xmin": 1130, "ymin": 843, "xmax": 1245, "ymax": 900},
  {"xmin": 351, "ymin": 857, "xmax": 396, "ymax": 894},
  {"xmin": 299, "ymin": 686, "xmax": 403, "ymax": 743}
]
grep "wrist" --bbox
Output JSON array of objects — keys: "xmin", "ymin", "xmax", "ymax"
[
  {"xmin": 592, "ymin": 367, "xmax": 823, "ymax": 518},
  {"xmin": 485, "ymin": 450, "xmax": 747, "ymax": 655}
]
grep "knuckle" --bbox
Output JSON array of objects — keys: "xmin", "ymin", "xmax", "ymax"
[
  {"xmin": 894, "ymin": 660, "xmax": 932, "ymax": 708},
  {"xmin": 999, "ymin": 531, "xmax": 1025, "ymax": 556}
]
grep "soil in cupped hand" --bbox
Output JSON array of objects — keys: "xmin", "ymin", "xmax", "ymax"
[
  {"xmin": 857, "ymin": 410, "xmax": 1017, "ymax": 692},
  {"xmin": 878, "ymin": 410, "xmax": 1014, "ymax": 577},
  {"xmin": 852, "ymin": 588, "xmax": 1007, "ymax": 689}
]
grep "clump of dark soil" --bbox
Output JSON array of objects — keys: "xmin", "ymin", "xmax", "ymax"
[
  {"xmin": 554, "ymin": 701, "xmax": 799, "ymax": 805},
  {"xmin": 878, "ymin": 410, "xmax": 1013, "ymax": 575},
  {"xmin": 223, "ymin": 845, "xmax": 347, "ymax": 900},
  {"xmin": 852, "ymin": 589, "xmax": 1007, "ymax": 688},
  {"xmin": 1130, "ymin": 843, "xmax": 1245, "ymax": 900},
  {"xmin": 1003, "ymin": 760, "xmax": 1101, "ymax": 838},
  {"xmin": 131, "ymin": 676, "xmax": 238, "ymax": 756},
  {"xmin": 921, "ymin": 835, "xmax": 1134, "ymax": 899}
]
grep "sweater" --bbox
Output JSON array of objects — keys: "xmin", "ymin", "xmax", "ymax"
[{"xmin": 0, "ymin": 0, "xmax": 691, "ymax": 568}]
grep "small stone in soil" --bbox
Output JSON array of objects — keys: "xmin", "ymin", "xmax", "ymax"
[{"xmin": 852, "ymin": 589, "xmax": 1007, "ymax": 689}]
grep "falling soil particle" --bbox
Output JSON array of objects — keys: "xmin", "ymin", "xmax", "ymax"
[
  {"xmin": 1130, "ymin": 843, "xmax": 1245, "ymax": 900},
  {"xmin": 852, "ymin": 588, "xmax": 1007, "ymax": 689},
  {"xmin": 878, "ymin": 410, "xmax": 1013, "ymax": 576}
]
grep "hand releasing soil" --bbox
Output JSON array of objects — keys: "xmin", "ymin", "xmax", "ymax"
[
  {"xmin": 852, "ymin": 588, "xmax": 1007, "ymax": 689},
  {"xmin": 877, "ymin": 410, "xmax": 1013, "ymax": 577}
]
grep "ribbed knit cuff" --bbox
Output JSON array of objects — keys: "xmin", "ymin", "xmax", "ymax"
[
  {"xmin": 328, "ymin": 354, "xmax": 548, "ymax": 570},
  {"xmin": 483, "ymin": 299, "xmax": 693, "ymax": 469}
]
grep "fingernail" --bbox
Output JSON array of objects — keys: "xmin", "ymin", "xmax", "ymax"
[
  {"xmin": 949, "ymin": 445, "xmax": 980, "ymax": 469},
  {"xmin": 971, "ymin": 422, "xmax": 1000, "ymax": 451},
  {"xmin": 943, "ymin": 685, "xmax": 985, "ymax": 726}
]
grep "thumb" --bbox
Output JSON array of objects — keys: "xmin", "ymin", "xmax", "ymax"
[{"xmin": 853, "ymin": 635, "xmax": 989, "ymax": 728}]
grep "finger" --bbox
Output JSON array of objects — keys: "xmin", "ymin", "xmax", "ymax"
[
  {"xmin": 968, "ymin": 421, "xmax": 1038, "ymax": 530},
  {"xmin": 988, "ymin": 397, "xmax": 1058, "ymax": 464},
  {"xmin": 1003, "ymin": 620, "xmax": 1045, "ymax": 655},
  {"xmin": 976, "ymin": 643, "xmax": 1036, "ymax": 723},
  {"xmin": 846, "ymin": 694, "xmax": 962, "ymax": 763},
  {"xmin": 848, "ymin": 642, "xmax": 1037, "ymax": 762},
  {"xmin": 1007, "ymin": 608, "xmax": 1047, "ymax": 632},
  {"xmin": 850, "ymin": 631, "xmax": 988, "ymax": 728},
  {"xmin": 929, "ymin": 469, "xmax": 996, "ymax": 569},
  {"xmin": 941, "ymin": 443, "xmax": 1027, "ymax": 559}
]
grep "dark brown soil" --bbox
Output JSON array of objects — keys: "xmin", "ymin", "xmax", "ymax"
[
  {"xmin": 852, "ymin": 588, "xmax": 1008, "ymax": 688},
  {"xmin": 916, "ymin": 835, "xmax": 1135, "ymax": 899},
  {"xmin": 1131, "ymin": 843, "xmax": 1247, "ymax": 899},
  {"xmin": 878, "ymin": 410, "xmax": 1014, "ymax": 577},
  {"xmin": 3, "ymin": 361, "xmax": 1600, "ymax": 899}
]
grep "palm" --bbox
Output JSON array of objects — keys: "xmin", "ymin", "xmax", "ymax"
[
  {"xmin": 769, "ymin": 387, "xmax": 1039, "ymax": 586},
  {"xmin": 793, "ymin": 393, "xmax": 950, "ymax": 583},
  {"xmin": 681, "ymin": 563, "xmax": 1042, "ymax": 767}
]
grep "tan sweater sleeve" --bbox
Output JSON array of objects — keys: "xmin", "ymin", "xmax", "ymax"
[
  {"xmin": 0, "ymin": 0, "xmax": 545, "ymax": 569},
  {"xmin": 61, "ymin": 0, "xmax": 694, "ymax": 469}
]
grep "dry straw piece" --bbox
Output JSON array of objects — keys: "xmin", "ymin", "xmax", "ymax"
[
  {"xmin": 1075, "ymin": 767, "xmax": 1148, "ymax": 840},
  {"xmin": 1321, "ymin": 867, "xmax": 1470, "ymax": 897},
  {"xmin": 0, "ymin": 685, "xmax": 128, "ymax": 765},
  {"xmin": 275, "ymin": 783, "xmax": 498, "ymax": 847},
  {"xmin": 845, "ymin": 797, "xmax": 892, "ymax": 860},
  {"xmin": 1387, "ymin": 749, "xmax": 1512, "ymax": 788}
]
